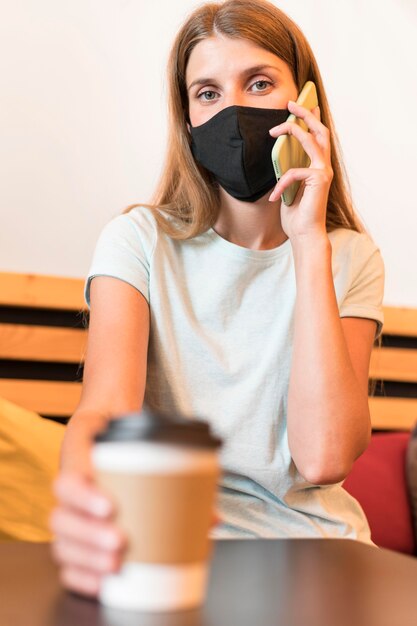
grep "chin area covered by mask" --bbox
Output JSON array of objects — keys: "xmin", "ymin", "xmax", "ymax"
[{"xmin": 190, "ymin": 105, "xmax": 290, "ymax": 202}]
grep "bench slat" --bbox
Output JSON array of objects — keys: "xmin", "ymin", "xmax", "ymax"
[
  {"xmin": 369, "ymin": 396, "xmax": 417, "ymax": 430},
  {"xmin": 0, "ymin": 379, "xmax": 82, "ymax": 416},
  {"xmin": 0, "ymin": 324, "xmax": 87, "ymax": 362},
  {"xmin": 0, "ymin": 272, "xmax": 86, "ymax": 311},
  {"xmin": 369, "ymin": 347, "xmax": 417, "ymax": 383},
  {"xmin": 382, "ymin": 306, "xmax": 417, "ymax": 337}
]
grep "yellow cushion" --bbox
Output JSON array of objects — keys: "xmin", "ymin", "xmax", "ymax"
[{"xmin": 0, "ymin": 397, "xmax": 65, "ymax": 542}]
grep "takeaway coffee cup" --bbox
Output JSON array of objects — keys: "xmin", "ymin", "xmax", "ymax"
[{"xmin": 91, "ymin": 407, "xmax": 222, "ymax": 612}]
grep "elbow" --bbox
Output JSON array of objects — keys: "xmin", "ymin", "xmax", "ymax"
[
  {"xmin": 359, "ymin": 418, "xmax": 372, "ymax": 456},
  {"xmin": 298, "ymin": 451, "xmax": 356, "ymax": 486},
  {"xmin": 297, "ymin": 411, "xmax": 372, "ymax": 486},
  {"xmin": 298, "ymin": 440, "xmax": 366, "ymax": 485},
  {"xmin": 301, "ymin": 464, "xmax": 353, "ymax": 486}
]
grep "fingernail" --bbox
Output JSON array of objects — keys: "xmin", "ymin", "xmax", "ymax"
[
  {"xmin": 101, "ymin": 532, "xmax": 120, "ymax": 549},
  {"xmin": 269, "ymin": 125, "xmax": 281, "ymax": 134},
  {"xmin": 91, "ymin": 498, "xmax": 112, "ymax": 517}
]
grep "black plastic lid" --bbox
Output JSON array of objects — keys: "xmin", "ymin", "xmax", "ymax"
[{"xmin": 94, "ymin": 406, "xmax": 222, "ymax": 449}]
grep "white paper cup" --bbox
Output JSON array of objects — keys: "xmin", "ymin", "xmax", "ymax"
[{"xmin": 92, "ymin": 411, "xmax": 221, "ymax": 612}]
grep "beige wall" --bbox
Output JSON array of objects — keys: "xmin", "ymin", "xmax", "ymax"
[{"xmin": 1, "ymin": 0, "xmax": 415, "ymax": 306}]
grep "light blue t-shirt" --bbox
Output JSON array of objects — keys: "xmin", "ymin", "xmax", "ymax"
[{"xmin": 85, "ymin": 206, "xmax": 385, "ymax": 545}]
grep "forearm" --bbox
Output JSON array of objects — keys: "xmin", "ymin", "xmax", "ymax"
[
  {"xmin": 59, "ymin": 408, "xmax": 109, "ymax": 475},
  {"xmin": 287, "ymin": 234, "xmax": 370, "ymax": 484}
]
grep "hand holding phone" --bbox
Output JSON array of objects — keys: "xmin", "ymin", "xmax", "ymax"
[{"xmin": 271, "ymin": 81, "xmax": 319, "ymax": 206}]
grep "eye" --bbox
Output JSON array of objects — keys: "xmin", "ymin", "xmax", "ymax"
[
  {"xmin": 197, "ymin": 90, "xmax": 218, "ymax": 102},
  {"xmin": 250, "ymin": 80, "xmax": 273, "ymax": 92}
]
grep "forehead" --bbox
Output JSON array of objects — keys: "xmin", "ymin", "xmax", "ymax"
[{"xmin": 185, "ymin": 35, "xmax": 289, "ymax": 82}]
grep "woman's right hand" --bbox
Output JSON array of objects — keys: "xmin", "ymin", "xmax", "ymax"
[
  {"xmin": 50, "ymin": 472, "xmax": 221, "ymax": 599},
  {"xmin": 49, "ymin": 469, "xmax": 129, "ymax": 598}
]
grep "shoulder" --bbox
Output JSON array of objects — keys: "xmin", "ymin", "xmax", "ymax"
[
  {"xmin": 97, "ymin": 205, "xmax": 159, "ymax": 256},
  {"xmin": 85, "ymin": 206, "xmax": 161, "ymax": 309},
  {"xmin": 329, "ymin": 228, "xmax": 385, "ymax": 338},
  {"xmin": 328, "ymin": 227, "xmax": 380, "ymax": 256},
  {"xmin": 107, "ymin": 204, "xmax": 158, "ymax": 238},
  {"xmin": 328, "ymin": 227, "xmax": 385, "ymax": 300},
  {"xmin": 328, "ymin": 227, "xmax": 384, "ymax": 273}
]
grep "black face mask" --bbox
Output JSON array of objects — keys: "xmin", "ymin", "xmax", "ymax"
[{"xmin": 190, "ymin": 105, "xmax": 289, "ymax": 202}]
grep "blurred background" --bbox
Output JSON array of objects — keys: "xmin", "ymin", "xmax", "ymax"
[{"xmin": 0, "ymin": 0, "xmax": 415, "ymax": 305}]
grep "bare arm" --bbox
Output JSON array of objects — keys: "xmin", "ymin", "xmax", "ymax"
[
  {"xmin": 287, "ymin": 235, "xmax": 374, "ymax": 485},
  {"xmin": 49, "ymin": 276, "xmax": 150, "ymax": 596},
  {"xmin": 60, "ymin": 276, "xmax": 150, "ymax": 474},
  {"xmin": 269, "ymin": 101, "xmax": 377, "ymax": 486}
]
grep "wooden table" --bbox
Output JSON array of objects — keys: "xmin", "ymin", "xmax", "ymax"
[{"xmin": 1, "ymin": 539, "xmax": 417, "ymax": 626}]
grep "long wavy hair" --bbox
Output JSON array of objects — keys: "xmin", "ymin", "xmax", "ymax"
[{"xmin": 123, "ymin": 0, "xmax": 365, "ymax": 238}]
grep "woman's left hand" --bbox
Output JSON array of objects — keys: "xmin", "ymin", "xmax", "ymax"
[{"xmin": 268, "ymin": 100, "xmax": 334, "ymax": 242}]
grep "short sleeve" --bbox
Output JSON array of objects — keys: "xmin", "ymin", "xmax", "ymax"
[
  {"xmin": 339, "ymin": 232, "xmax": 385, "ymax": 340},
  {"xmin": 84, "ymin": 208, "xmax": 157, "ymax": 309}
]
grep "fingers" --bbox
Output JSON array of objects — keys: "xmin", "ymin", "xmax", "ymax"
[
  {"xmin": 49, "ymin": 507, "xmax": 126, "ymax": 551},
  {"xmin": 51, "ymin": 534, "xmax": 124, "ymax": 574},
  {"xmin": 51, "ymin": 538, "xmax": 122, "ymax": 579},
  {"xmin": 312, "ymin": 105, "xmax": 321, "ymax": 121},
  {"xmin": 50, "ymin": 471, "xmax": 128, "ymax": 599},
  {"xmin": 52, "ymin": 472, "xmax": 114, "ymax": 518},
  {"xmin": 269, "ymin": 101, "xmax": 329, "ymax": 161},
  {"xmin": 269, "ymin": 167, "xmax": 333, "ymax": 203},
  {"xmin": 287, "ymin": 100, "xmax": 325, "ymax": 136},
  {"xmin": 269, "ymin": 121, "xmax": 326, "ymax": 167},
  {"xmin": 58, "ymin": 565, "xmax": 102, "ymax": 598}
]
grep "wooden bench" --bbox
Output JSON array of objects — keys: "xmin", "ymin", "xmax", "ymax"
[
  {"xmin": 369, "ymin": 307, "xmax": 417, "ymax": 430},
  {"xmin": 0, "ymin": 271, "xmax": 416, "ymax": 429},
  {"xmin": 0, "ymin": 272, "xmax": 87, "ymax": 422}
]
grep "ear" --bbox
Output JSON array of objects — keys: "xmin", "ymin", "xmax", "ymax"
[{"xmin": 186, "ymin": 122, "xmax": 191, "ymax": 134}]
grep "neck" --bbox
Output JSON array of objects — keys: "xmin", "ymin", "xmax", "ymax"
[{"xmin": 213, "ymin": 188, "xmax": 288, "ymax": 250}]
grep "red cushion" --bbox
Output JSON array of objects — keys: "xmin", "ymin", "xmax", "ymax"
[{"xmin": 342, "ymin": 432, "xmax": 415, "ymax": 555}]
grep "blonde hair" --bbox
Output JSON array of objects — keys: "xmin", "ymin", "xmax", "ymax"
[{"xmin": 123, "ymin": 0, "xmax": 365, "ymax": 238}]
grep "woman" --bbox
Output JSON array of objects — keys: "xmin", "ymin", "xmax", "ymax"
[{"xmin": 50, "ymin": 0, "xmax": 384, "ymax": 597}]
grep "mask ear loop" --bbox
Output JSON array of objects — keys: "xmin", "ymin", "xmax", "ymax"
[{"xmin": 184, "ymin": 110, "xmax": 192, "ymax": 136}]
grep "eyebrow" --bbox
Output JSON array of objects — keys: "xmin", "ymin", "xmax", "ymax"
[{"xmin": 186, "ymin": 64, "xmax": 283, "ymax": 92}]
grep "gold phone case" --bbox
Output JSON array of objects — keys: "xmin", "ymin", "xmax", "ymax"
[{"xmin": 271, "ymin": 81, "xmax": 319, "ymax": 205}]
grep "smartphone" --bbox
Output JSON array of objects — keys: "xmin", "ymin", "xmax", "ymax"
[{"xmin": 271, "ymin": 81, "xmax": 319, "ymax": 206}]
